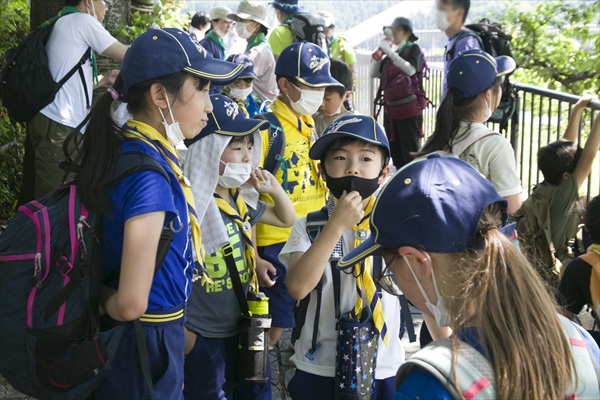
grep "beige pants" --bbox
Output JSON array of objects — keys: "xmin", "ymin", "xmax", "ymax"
[{"xmin": 28, "ymin": 113, "xmax": 73, "ymax": 198}]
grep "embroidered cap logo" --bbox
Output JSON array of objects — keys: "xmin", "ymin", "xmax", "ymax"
[
  {"xmin": 224, "ymin": 100, "xmax": 239, "ymax": 119},
  {"xmin": 309, "ymin": 55, "xmax": 328, "ymax": 73},
  {"xmin": 327, "ymin": 117, "xmax": 362, "ymax": 133}
]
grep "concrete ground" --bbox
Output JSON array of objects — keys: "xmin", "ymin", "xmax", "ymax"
[{"xmin": 1, "ymin": 307, "xmax": 423, "ymax": 400}]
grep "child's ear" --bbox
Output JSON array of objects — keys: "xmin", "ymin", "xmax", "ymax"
[
  {"xmin": 317, "ymin": 162, "xmax": 326, "ymax": 182},
  {"xmin": 278, "ymin": 77, "xmax": 291, "ymax": 95},
  {"xmin": 344, "ymin": 91, "xmax": 352, "ymax": 101},
  {"xmin": 378, "ymin": 165, "xmax": 391, "ymax": 184},
  {"xmin": 149, "ymin": 83, "xmax": 168, "ymax": 109}
]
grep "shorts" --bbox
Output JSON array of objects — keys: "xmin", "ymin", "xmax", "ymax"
[
  {"xmin": 258, "ymin": 242, "xmax": 295, "ymax": 328},
  {"xmin": 94, "ymin": 305, "xmax": 186, "ymax": 400},
  {"xmin": 287, "ymin": 369, "xmax": 395, "ymax": 400}
]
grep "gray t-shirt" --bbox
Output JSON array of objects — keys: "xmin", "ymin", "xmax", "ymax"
[{"xmin": 186, "ymin": 197, "xmax": 266, "ymax": 338}]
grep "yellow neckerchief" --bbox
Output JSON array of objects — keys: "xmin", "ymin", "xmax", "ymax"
[
  {"xmin": 121, "ymin": 120, "xmax": 210, "ymax": 285},
  {"xmin": 213, "ymin": 189, "xmax": 259, "ymax": 294},
  {"xmin": 581, "ymin": 244, "xmax": 600, "ymax": 308},
  {"xmin": 349, "ymin": 196, "xmax": 388, "ymax": 345}
]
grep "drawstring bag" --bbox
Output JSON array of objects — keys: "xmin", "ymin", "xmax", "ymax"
[{"xmin": 334, "ymin": 307, "xmax": 379, "ymax": 400}]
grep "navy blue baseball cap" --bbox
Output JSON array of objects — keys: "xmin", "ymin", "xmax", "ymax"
[
  {"xmin": 338, "ymin": 154, "xmax": 510, "ymax": 268},
  {"xmin": 275, "ymin": 41, "xmax": 343, "ymax": 88},
  {"xmin": 447, "ymin": 49, "xmax": 516, "ymax": 100},
  {"xmin": 184, "ymin": 94, "xmax": 268, "ymax": 146},
  {"xmin": 119, "ymin": 28, "xmax": 244, "ymax": 101},
  {"xmin": 309, "ymin": 115, "xmax": 390, "ymax": 160},
  {"xmin": 227, "ymin": 54, "xmax": 257, "ymax": 80}
]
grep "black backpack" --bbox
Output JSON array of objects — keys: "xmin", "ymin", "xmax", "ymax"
[
  {"xmin": 0, "ymin": 12, "xmax": 91, "ymax": 122},
  {"xmin": 0, "ymin": 153, "xmax": 170, "ymax": 399},
  {"xmin": 447, "ymin": 18, "xmax": 518, "ymax": 132},
  {"xmin": 254, "ymin": 112, "xmax": 286, "ymax": 176},
  {"xmin": 284, "ymin": 13, "xmax": 330, "ymax": 56}
]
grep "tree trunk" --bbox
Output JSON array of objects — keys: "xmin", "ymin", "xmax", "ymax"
[{"xmin": 30, "ymin": 0, "xmax": 63, "ymax": 30}]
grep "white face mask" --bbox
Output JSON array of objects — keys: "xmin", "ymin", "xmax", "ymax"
[
  {"xmin": 483, "ymin": 97, "xmax": 492, "ymax": 122},
  {"xmin": 236, "ymin": 22, "xmax": 253, "ymax": 39},
  {"xmin": 287, "ymin": 84, "xmax": 324, "ymax": 116},
  {"xmin": 213, "ymin": 24, "xmax": 227, "ymax": 38},
  {"xmin": 230, "ymin": 86, "xmax": 253, "ymax": 100},
  {"xmin": 398, "ymin": 39, "xmax": 407, "ymax": 48},
  {"xmin": 158, "ymin": 91, "xmax": 185, "ymax": 147},
  {"xmin": 435, "ymin": 9, "xmax": 451, "ymax": 31},
  {"xmin": 403, "ymin": 256, "xmax": 451, "ymax": 327},
  {"xmin": 218, "ymin": 160, "xmax": 252, "ymax": 188}
]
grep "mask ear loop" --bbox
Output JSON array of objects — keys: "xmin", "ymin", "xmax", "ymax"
[
  {"xmin": 158, "ymin": 87, "xmax": 176, "ymax": 125},
  {"xmin": 402, "ymin": 255, "xmax": 442, "ymax": 306},
  {"xmin": 90, "ymin": 0, "xmax": 96, "ymax": 17}
]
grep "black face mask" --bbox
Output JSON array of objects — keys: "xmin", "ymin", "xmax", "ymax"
[{"xmin": 323, "ymin": 169, "xmax": 382, "ymax": 200}]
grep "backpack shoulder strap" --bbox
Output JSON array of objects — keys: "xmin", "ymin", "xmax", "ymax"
[
  {"xmin": 395, "ymin": 338, "xmax": 497, "ymax": 399},
  {"xmin": 306, "ymin": 206, "xmax": 329, "ymax": 243},
  {"xmin": 447, "ymin": 29, "xmax": 484, "ymax": 60},
  {"xmin": 557, "ymin": 314, "xmax": 600, "ymax": 398},
  {"xmin": 450, "ymin": 125, "xmax": 497, "ymax": 156},
  {"xmin": 254, "ymin": 112, "xmax": 285, "ymax": 175},
  {"xmin": 110, "ymin": 152, "xmax": 170, "ymax": 186}
]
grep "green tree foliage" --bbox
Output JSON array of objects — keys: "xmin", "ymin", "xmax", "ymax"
[
  {"xmin": 0, "ymin": 0, "xmax": 29, "ymax": 222},
  {"xmin": 500, "ymin": 0, "xmax": 600, "ymax": 95},
  {"xmin": 113, "ymin": 0, "xmax": 190, "ymax": 42}
]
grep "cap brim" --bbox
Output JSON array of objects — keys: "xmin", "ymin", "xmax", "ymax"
[
  {"xmin": 495, "ymin": 56, "xmax": 516, "ymax": 77},
  {"xmin": 309, "ymin": 132, "xmax": 386, "ymax": 160},
  {"xmin": 296, "ymin": 76, "xmax": 344, "ymax": 89},
  {"xmin": 228, "ymin": 13, "xmax": 270, "ymax": 29},
  {"xmin": 213, "ymin": 118, "xmax": 269, "ymax": 136},
  {"xmin": 184, "ymin": 56, "xmax": 245, "ymax": 85},
  {"xmin": 337, "ymin": 236, "xmax": 381, "ymax": 270}
]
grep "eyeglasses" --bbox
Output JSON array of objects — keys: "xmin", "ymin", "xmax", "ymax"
[{"xmin": 376, "ymin": 255, "xmax": 403, "ymax": 296}]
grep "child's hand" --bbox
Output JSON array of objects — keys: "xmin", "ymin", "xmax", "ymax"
[
  {"xmin": 574, "ymin": 94, "xmax": 597, "ymax": 110},
  {"xmin": 329, "ymin": 191, "xmax": 364, "ymax": 232},
  {"xmin": 249, "ymin": 169, "xmax": 279, "ymax": 194}
]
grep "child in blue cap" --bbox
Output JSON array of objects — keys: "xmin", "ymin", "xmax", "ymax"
[
  {"xmin": 223, "ymin": 53, "xmax": 261, "ymax": 117},
  {"xmin": 281, "ymin": 114, "xmax": 405, "ymax": 399},
  {"xmin": 337, "ymin": 155, "xmax": 600, "ymax": 399},
  {"xmin": 182, "ymin": 94, "xmax": 296, "ymax": 399},
  {"xmin": 419, "ymin": 49, "xmax": 522, "ymax": 215},
  {"xmin": 62, "ymin": 28, "xmax": 244, "ymax": 399},
  {"xmin": 255, "ymin": 41, "xmax": 344, "ymax": 353}
]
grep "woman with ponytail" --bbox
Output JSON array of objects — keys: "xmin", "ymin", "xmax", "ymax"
[
  {"xmin": 418, "ymin": 49, "xmax": 522, "ymax": 214},
  {"xmin": 337, "ymin": 155, "xmax": 600, "ymax": 399},
  {"xmin": 63, "ymin": 28, "xmax": 243, "ymax": 399}
]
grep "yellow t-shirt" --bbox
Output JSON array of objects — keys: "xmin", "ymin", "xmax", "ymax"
[
  {"xmin": 257, "ymin": 97, "xmax": 327, "ymax": 246},
  {"xmin": 268, "ymin": 24, "xmax": 294, "ymax": 57}
]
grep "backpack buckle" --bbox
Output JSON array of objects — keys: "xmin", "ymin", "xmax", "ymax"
[{"xmin": 56, "ymin": 255, "xmax": 73, "ymax": 276}]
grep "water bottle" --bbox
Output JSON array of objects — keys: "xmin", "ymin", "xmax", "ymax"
[
  {"xmin": 236, "ymin": 292, "xmax": 271, "ymax": 384},
  {"xmin": 372, "ymin": 37, "xmax": 394, "ymax": 61}
]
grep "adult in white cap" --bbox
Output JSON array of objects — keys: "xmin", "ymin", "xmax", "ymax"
[
  {"xmin": 418, "ymin": 49, "xmax": 522, "ymax": 214},
  {"xmin": 319, "ymin": 10, "xmax": 357, "ymax": 78},
  {"xmin": 61, "ymin": 27, "xmax": 243, "ymax": 400},
  {"xmin": 200, "ymin": 5, "xmax": 235, "ymax": 94},
  {"xmin": 228, "ymin": 0, "xmax": 278, "ymax": 102}
]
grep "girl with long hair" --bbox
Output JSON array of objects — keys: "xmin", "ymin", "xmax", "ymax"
[
  {"xmin": 62, "ymin": 28, "xmax": 242, "ymax": 399},
  {"xmin": 337, "ymin": 155, "xmax": 600, "ymax": 399},
  {"xmin": 419, "ymin": 49, "xmax": 522, "ymax": 214}
]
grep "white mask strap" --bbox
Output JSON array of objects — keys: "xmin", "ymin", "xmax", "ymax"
[
  {"xmin": 158, "ymin": 87, "xmax": 176, "ymax": 125},
  {"xmin": 402, "ymin": 255, "xmax": 443, "ymax": 305}
]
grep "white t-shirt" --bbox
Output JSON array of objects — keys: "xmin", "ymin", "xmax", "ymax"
[
  {"xmin": 41, "ymin": 13, "xmax": 117, "ymax": 128},
  {"xmin": 454, "ymin": 122, "xmax": 522, "ymax": 197},
  {"xmin": 279, "ymin": 216, "xmax": 405, "ymax": 380}
]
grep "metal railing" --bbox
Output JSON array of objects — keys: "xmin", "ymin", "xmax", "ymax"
[{"xmin": 353, "ymin": 58, "xmax": 599, "ymax": 203}]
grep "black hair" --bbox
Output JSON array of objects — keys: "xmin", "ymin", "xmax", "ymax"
[
  {"xmin": 229, "ymin": 133, "xmax": 255, "ymax": 146},
  {"xmin": 419, "ymin": 76, "xmax": 502, "ymax": 156},
  {"xmin": 63, "ymin": 72, "xmax": 209, "ymax": 215},
  {"xmin": 328, "ymin": 59, "xmax": 353, "ymax": 92},
  {"xmin": 191, "ymin": 11, "xmax": 210, "ymax": 29},
  {"xmin": 276, "ymin": 75, "xmax": 299, "ymax": 92},
  {"xmin": 256, "ymin": 23, "xmax": 269, "ymax": 36},
  {"xmin": 320, "ymin": 137, "xmax": 389, "ymax": 169},
  {"xmin": 439, "ymin": 0, "xmax": 471, "ymax": 23},
  {"xmin": 585, "ymin": 195, "xmax": 600, "ymax": 244},
  {"xmin": 65, "ymin": 0, "xmax": 82, "ymax": 6},
  {"xmin": 537, "ymin": 141, "xmax": 582, "ymax": 185}
]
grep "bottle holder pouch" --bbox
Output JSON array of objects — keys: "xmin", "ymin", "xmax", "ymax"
[{"xmin": 334, "ymin": 307, "xmax": 379, "ymax": 400}]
